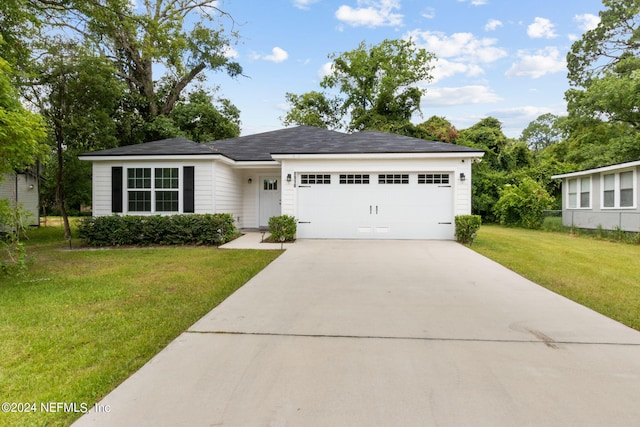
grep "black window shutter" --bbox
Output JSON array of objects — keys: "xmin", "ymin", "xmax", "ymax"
[
  {"xmin": 112, "ymin": 167, "xmax": 123, "ymax": 213},
  {"xmin": 183, "ymin": 166, "xmax": 195, "ymax": 213}
]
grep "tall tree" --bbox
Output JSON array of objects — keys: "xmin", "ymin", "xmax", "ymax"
[
  {"xmin": 27, "ymin": 40, "xmax": 123, "ymax": 238},
  {"xmin": 565, "ymin": 0, "xmax": 640, "ymax": 167},
  {"xmin": 0, "ymin": 55, "xmax": 47, "ymax": 174},
  {"xmin": 519, "ymin": 113, "xmax": 566, "ymax": 151},
  {"xmin": 283, "ymin": 39, "xmax": 435, "ymax": 133},
  {"xmin": 80, "ymin": 0, "xmax": 241, "ymax": 125}
]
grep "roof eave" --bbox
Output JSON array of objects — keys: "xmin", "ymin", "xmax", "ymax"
[{"xmin": 271, "ymin": 152, "xmax": 485, "ymax": 161}]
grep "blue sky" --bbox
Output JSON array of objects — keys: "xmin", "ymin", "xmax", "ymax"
[{"xmin": 208, "ymin": 0, "xmax": 605, "ymax": 138}]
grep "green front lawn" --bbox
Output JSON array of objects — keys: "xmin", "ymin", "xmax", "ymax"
[
  {"xmin": 0, "ymin": 226, "xmax": 282, "ymax": 427},
  {"xmin": 471, "ymin": 225, "xmax": 640, "ymax": 331}
]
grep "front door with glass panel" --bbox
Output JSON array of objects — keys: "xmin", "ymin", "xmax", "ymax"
[{"xmin": 259, "ymin": 176, "xmax": 280, "ymax": 227}]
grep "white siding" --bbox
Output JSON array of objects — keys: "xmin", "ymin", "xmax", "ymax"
[
  {"xmin": 0, "ymin": 173, "xmax": 39, "ymax": 226},
  {"xmin": 91, "ymin": 160, "xmax": 216, "ymax": 216},
  {"xmin": 92, "ymin": 162, "xmax": 114, "ymax": 216},
  {"xmin": 215, "ymin": 162, "xmax": 242, "ymax": 224}
]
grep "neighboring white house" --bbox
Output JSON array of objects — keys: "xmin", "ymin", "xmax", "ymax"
[
  {"xmin": 0, "ymin": 171, "xmax": 40, "ymax": 227},
  {"xmin": 79, "ymin": 126, "xmax": 484, "ymax": 240},
  {"xmin": 552, "ymin": 160, "xmax": 640, "ymax": 232}
]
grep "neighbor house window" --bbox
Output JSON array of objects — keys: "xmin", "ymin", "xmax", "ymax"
[
  {"xmin": 602, "ymin": 170, "xmax": 635, "ymax": 208},
  {"xmin": 620, "ymin": 171, "xmax": 634, "ymax": 207},
  {"xmin": 127, "ymin": 167, "xmax": 180, "ymax": 212},
  {"xmin": 567, "ymin": 177, "xmax": 591, "ymax": 209},
  {"xmin": 580, "ymin": 177, "xmax": 590, "ymax": 208}
]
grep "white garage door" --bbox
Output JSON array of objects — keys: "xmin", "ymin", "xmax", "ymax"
[{"xmin": 296, "ymin": 172, "xmax": 454, "ymax": 239}]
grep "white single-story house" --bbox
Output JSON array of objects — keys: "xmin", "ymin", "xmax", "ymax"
[
  {"xmin": 552, "ymin": 160, "xmax": 640, "ymax": 232},
  {"xmin": 79, "ymin": 126, "xmax": 484, "ymax": 239},
  {"xmin": 0, "ymin": 170, "xmax": 40, "ymax": 227}
]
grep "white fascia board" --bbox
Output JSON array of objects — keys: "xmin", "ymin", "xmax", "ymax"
[
  {"xmin": 271, "ymin": 152, "xmax": 484, "ymax": 161},
  {"xmin": 78, "ymin": 154, "xmax": 234, "ymax": 165},
  {"xmin": 232, "ymin": 161, "xmax": 281, "ymax": 169},
  {"xmin": 552, "ymin": 160, "xmax": 640, "ymax": 179}
]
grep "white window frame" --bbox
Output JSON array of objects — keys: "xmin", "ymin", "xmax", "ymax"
[
  {"xmin": 566, "ymin": 176, "xmax": 591, "ymax": 209},
  {"xmin": 125, "ymin": 165, "xmax": 182, "ymax": 214},
  {"xmin": 600, "ymin": 169, "xmax": 636, "ymax": 209}
]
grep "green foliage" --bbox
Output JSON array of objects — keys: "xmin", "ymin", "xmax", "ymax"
[
  {"xmin": 455, "ymin": 215, "xmax": 482, "ymax": 244},
  {"xmin": 282, "ymin": 39, "xmax": 435, "ymax": 133},
  {"xmin": 282, "ymin": 91, "xmax": 342, "ymax": 129},
  {"xmin": 0, "ymin": 200, "xmax": 31, "ymax": 276},
  {"xmin": 493, "ymin": 178, "xmax": 554, "ymax": 229},
  {"xmin": 519, "ymin": 113, "xmax": 566, "ymax": 151},
  {"xmin": 415, "ymin": 116, "xmax": 459, "ymax": 143},
  {"xmin": 77, "ymin": 214, "xmax": 238, "ymax": 247},
  {"xmin": 170, "ymin": 89, "xmax": 241, "ymax": 142},
  {"xmin": 0, "ymin": 57, "xmax": 47, "ymax": 174},
  {"xmin": 268, "ymin": 215, "xmax": 297, "ymax": 242}
]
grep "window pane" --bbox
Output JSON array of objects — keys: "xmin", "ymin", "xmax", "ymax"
[
  {"xmin": 580, "ymin": 192, "xmax": 590, "ymax": 208},
  {"xmin": 621, "ymin": 189, "xmax": 634, "ymax": 207},
  {"xmin": 155, "ymin": 168, "xmax": 179, "ymax": 189},
  {"xmin": 156, "ymin": 191, "xmax": 178, "ymax": 211},
  {"xmin": 603, "ymin": 190, "xmax": 615, "ymax": 207},
  {"xmin": 568, "ymin": 179, "xmax": 577, "ymax": 208},
  {"xmin": 603, "ymin": 174, "xmax": 615, "ymax": 191},
  {"xmin": 128, "ymin": 191, "xmax": 151, "ymax": 211},
  {"xmin": 127, "ymin": 168, "xmax": 151, "ymax": 189},
  {"xmin": 620, "ymin": 171, "xmax": 633, "ymax": 189},
  {"xmin": 580, "ymin": 177, "xmax": 590, "ymax": 192}
]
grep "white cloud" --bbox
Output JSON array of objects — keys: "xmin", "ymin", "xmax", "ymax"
[
  {"xmin": 318, "ymin": 62, "xmax": 334, "ymax": 79},
  {"xmin": 421, "ymin": 7, "xmax": 435, "ymax": 19},
  {"xmin": 430, "ymin": 58, "xmax": 484, "ymax": 83},
  {"xmin": 335, "ymin": 0, "xmax": 403, "ymax": 28},
  {"xmin": 254, "ymin": 47, "xmax": 289, "ymax": 63},
  {"xmin": 293, "ymin": 0, "xmax": 320, "ymax": 9},
  {"xmin": 527, "ymin": 17, "xmax": 557, "ymax": 39},
  {"xmin": 223, "ymin": 46, "xmax": 239, "ymax": 59},
  {"xmin": 406, "ymin": 29, "xmax": 506, "ymax": 84},
  {"xmin": 485, "ymin": 19, "xmax": 502, "ymax": 31},
  {"xmin": 505, "ymin": 47, "xmax": 566, "ymax": 79},
  {"xmin": 407, "ymin": 30, "xmax": 507, "ymax": 63},
  {"xmin": 457, "ymin": 0, "xmax": 488, "ymax": 5},
  {"xmin": 574, "ymin": 13, "xmax": 600, "ymax": 31},
  {"xmin": 423, "ymin": 85, "xmax": 502, "ymax": 106}
]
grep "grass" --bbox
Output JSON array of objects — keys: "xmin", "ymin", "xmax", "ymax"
[
  {"xmin": 0, "ymin": 223, "xmax": 282, "ymax": 427},
  {"xmin": 471, "ymin": 224, "xmax": 640, "ymax": 331}
]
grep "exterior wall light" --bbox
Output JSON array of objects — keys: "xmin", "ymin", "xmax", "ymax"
[
  {"xmin": 286, "ymin": 173, "xmax": 292, "ymax": 182},
  {"xmin": 248, "ymin": 178, "xmax": 253, "ymax": 184},
  {"xmin": 460, "ymin": 173, "xmax": 466, "ymax": 181}
]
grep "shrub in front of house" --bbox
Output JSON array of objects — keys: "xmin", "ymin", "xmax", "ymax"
[
  {"xmin": 455, "ymin": 215, "xmax": 482, "ymax": 244},
  {"xmin": 493, "ymin": 178, "xmax": 554, "ymax": 229},
  {"xmin": 268, "ymin": 215, "xmax": 296, "ymax": 242},
  {"xmin": 78, "ymin": 214, "xmax": 238, "ymax": 247}
]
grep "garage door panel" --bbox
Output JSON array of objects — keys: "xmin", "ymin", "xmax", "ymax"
[{"xmin": 297, "ymin": 173, "xmax": 454, "ymax": 240}]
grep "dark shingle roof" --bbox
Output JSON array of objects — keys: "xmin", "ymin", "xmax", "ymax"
[
  {"xmin": 81, "ymin": 126, "xmax": 483, "ymax": 161},
  {"xmin": 80, "ymin": 137, "xmax": 219, "ymax": 157}
]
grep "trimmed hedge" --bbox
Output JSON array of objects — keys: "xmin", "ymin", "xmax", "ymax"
[
  {"xmin": 455, "ymin": 215, "xmax": 482, "ymax": 244},
  {"xmin": 78, "ymin": 214, "xmax": 239, "ymax": 247}
]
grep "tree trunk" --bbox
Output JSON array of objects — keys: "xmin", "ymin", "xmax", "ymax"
[{"xmin": 55, "ymin": 125, "xmax": 72, "ymax": 241}]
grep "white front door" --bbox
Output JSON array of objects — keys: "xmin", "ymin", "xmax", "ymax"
[{"xmin": 259, "ymin": 176, "xmax": 281, "ymax": 227}]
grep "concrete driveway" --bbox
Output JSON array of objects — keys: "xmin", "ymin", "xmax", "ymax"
[{"xmin": 73, "ymin": 240, "xmax": 640, "ymax": 426}]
